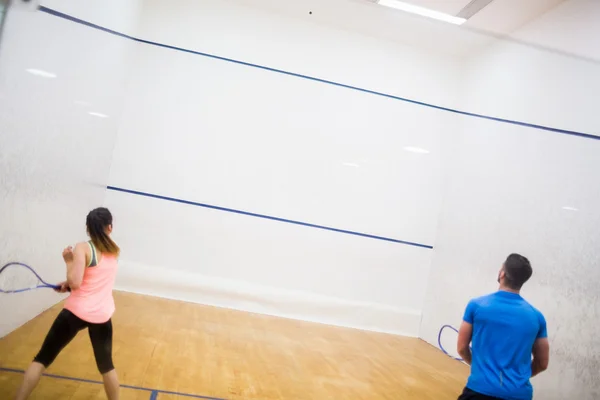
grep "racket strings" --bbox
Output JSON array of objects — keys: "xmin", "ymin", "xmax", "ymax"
[{"xmin": 0, "ymin": 264, "xmax": 43, "ymax": 293}]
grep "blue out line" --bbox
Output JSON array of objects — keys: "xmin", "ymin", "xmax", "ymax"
[
  {"xmin": 106, "ymin": 186, "xmax": 434, "ymax": 249},
  {"xmin": 0, "ymin": 367, "xmax": 227, "ymax": 400},
  {"xmin": 37, "ymin": 6, "xmax": 599, "ymax": 142},
  {"xmin": 131, "ymin": 386, "xmax": 225, "ymax": 400}
]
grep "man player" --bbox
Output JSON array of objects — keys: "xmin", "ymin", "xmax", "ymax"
[{"xmin": 456, "ymin": 253, "xmax": 550, "ymax": 400}]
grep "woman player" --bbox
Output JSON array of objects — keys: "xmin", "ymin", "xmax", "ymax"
[{"xmin": 15, "ymin": 207, "xmax": 120, "ymax": 400}]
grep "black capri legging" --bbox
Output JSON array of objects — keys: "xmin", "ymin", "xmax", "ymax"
[{"xmin": 34, "ymin": 309, "xmax": 114, "ymax": 374}]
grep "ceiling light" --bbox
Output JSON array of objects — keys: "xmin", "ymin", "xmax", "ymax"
[
  {"xmin": 26, "ymin": 68, "xmax": 57, "ymax": 78},
  {"xmin": 562, "ymin": 206, "xmax": 578, "ymax": 211},
  {"xmin": 378, "ymin": 0, "xmax": 466, "ymax": 25},
  {"xmin": 88, "ymin": 112, "xmax": 109, "ymax": 118},
  {"xmin": 342, "ymin": 162, "xmax": 360, "ymax": 168},
  {"xmin": 403, "ymin": 146, "xmax": 430, "ymax": 154}
]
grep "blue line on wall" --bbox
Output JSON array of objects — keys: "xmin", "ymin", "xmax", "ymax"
[
  {"xmin": 106, "ymin": 186, "xmax": 434, "ymax": 249},
  {"xmin": 38, "ymin": 6, "xmax": 599, "ymax": 142}
]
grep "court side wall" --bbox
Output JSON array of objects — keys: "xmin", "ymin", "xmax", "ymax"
[
  {"xmin": 0, "ymin": 0, "xmax": 139, "ymax": 337},
  {"xmin": 419, "ymin": 1, "xmax": 600, "ymax": 398},
  {"xmin": 104, "ymin": 0, "xmax": 463, "ymax": 336}
]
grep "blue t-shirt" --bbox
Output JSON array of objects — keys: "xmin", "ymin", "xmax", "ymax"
[{"xmin": 463, "ymin": 291, "xmax": 547, "ymax": 400}]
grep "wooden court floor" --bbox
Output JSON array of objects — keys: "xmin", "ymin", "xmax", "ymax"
[{"xmin": 0, "ymin": 292, "xmax": 468, "ymax": 399}]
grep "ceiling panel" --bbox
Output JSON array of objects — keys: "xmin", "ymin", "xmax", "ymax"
[{"xmin": 468, "ymin": 0, "xmax": 565, "ymax": 34}]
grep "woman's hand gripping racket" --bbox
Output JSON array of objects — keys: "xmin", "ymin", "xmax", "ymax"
[{"xmin": 0, "ymin": 262, "xmax": 69, "ymax": 294}]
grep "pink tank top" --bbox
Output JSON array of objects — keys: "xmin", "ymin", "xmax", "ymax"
[{"xmin": 64, "ymin": 241, "xmax": 118, "ymax": 323}]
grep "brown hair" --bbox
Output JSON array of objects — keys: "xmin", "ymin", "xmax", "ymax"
[{"xmin": 86, "ymin": 207, "xmax": 120, "ymax": 256}]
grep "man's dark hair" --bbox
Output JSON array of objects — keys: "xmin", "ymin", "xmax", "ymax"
[{"xmin": 503, "ymin": 253, "xmax": 532, "ymax": 290}]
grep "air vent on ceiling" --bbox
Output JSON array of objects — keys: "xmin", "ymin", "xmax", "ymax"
[{"xmin": 456, "ymin": 0, "xmax": 494, "ymax": 20}]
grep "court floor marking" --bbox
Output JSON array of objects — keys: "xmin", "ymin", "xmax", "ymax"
[{"xmin": 0, "ymin": 367, "xmax": 227, "ymax": 400}]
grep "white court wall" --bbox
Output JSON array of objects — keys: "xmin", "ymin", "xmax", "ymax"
[
  {"xmin": 104, "ymin": 0, "xmax": 464, "ymax": 336},
  {"xmin": 419, "ymin": 1, "xmax": 600, "ymax": 398},
  {"xmin": 1, "ymin": 4, "xmax": 597, "ymax": 398},
  {"xmin": 0, "ymin": 0, "xmax": 139, "ymax": 337}
]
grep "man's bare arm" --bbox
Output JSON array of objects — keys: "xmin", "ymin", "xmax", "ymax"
[
  {"xmin": 457, "ymin": 321, "xmax": 473, "ymax": 366},
  {"xmin": 531, "ymin": 337, "xmax": 549, "ymax": 377}
]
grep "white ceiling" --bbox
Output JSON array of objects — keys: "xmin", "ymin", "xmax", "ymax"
[
  {"xmin": 380, "ymin": 0, "xmax": 566, "ymax": 35},
  {"xmin": 464, "ymin": 0, "xmax": 565, "ymax": 33},
  {"xmin": 233, "ymin": 0, "xmax": 566, "ymax": 58}
]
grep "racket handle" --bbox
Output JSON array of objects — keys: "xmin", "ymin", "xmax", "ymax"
[{"xmin": 53, "ymin": 284, "xmax": 72, "ymax": 292}]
